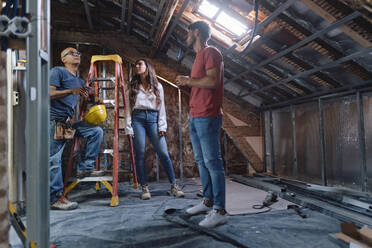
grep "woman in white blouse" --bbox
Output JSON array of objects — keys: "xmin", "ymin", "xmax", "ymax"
[{"xmin": 125, "ymin": 59, "xmax": 184, "ymax": 200}]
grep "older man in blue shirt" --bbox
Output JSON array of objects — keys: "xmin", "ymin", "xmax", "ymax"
[{"xmin": 49, "ymin": 47, "xmax": 103, "ymax": 210}]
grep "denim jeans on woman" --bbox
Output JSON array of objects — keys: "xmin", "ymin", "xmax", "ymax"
[
  {"xmin": 49, "ymin": 120, "xmax": 103, "ymax": 204},
  {"xmin": 189, "ymin": 116, "xmax": 225, "ymax": 210},
  {"xmin": 131, "ymin": 109, "xmax": 176, "ymax": 186}
]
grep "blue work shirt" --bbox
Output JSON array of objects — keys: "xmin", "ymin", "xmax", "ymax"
[{"xmin": 50, "ymin": 66, "xmax": 85, "ymax": 120}]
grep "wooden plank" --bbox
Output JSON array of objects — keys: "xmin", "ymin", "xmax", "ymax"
[
  {"xmin": 157, "ymin": 0, "xmax": 190, "ymax": 54},
  {"xmin": 334, "ymin": 233, "xmax": 370, "ymax": 248},
  {"xmin": 150, "ymin": 0, "xmax": 179, "ymax": 55},
  {"xmin": 127, "ymin": 0, "xmax": 133, "ymax": 34},
  {"xmin": 224, "ymin": 126, "xmax": 259, "ymax": 137},
  {"xmin": 83, "ymin": 0, "xmax": 94, "ymax": 31},
  {"xmin": 225, "ymin": 134, "xmax": 264, "ymax": 172},
  {"xmin": 223, "ymin": 98, "xmax": 260, "ymax": 130},
  {"xmin": 120, "ymin": 0, "xmax": 126, "ymax": 32},
  {"xmin": 301, "ymin": 0, "xmax": 372, "ymax": 48},
  {"xmin": 222, "ymin": 114, "xmax": 236, "ymax": 128},
  {"xmin": 148, "ymin": 0, "xmax": 166, "ymax": 42}
]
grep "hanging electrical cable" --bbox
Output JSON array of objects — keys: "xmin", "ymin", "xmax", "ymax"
[{"xmin": 242, "ymin": 0, "xmax": 259, "ymax": 54}]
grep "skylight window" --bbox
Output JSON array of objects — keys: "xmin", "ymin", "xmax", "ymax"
[
  {"xmin": 197, "ymin": 0, "xmax": 249, "ymax": 37},
  {"xmin": 216, "ymin": 11, "xmax": 248, "ymax": 36},
  {"xmin": 198, "ymin": 0, "xmax": 219, "ymax": 19}
]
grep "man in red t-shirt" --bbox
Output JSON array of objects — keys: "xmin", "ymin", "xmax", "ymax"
[{"xmin": 175, "ymin": 21, "xmax": 227, "ymax": 228}]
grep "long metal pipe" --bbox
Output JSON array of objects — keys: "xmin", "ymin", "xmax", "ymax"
[
  {"xmin": 269, "ymin": 110, "xmax": 275, "ymax": 174},
  {"xmin": 223, "ymin": 131, "xmax": 228, "ymax": 176},
  {"xmin": 356, "ymin": 91, "xmax": 367, "ymax": 191},
  {"xmin": 318, "ymin": 98, "xmax": 327, "ymax": 186},
  {"xmin": 262, "ymin": 112, "xmax": 267, "ymax": 172},
  {"xmin": 291, "ymin": 105, "xmax": 297, "ymax": 179},
  {"xmin": 178, "ymin": 89, "xmax": 183, "ymax": 179},
  {"xmin": 26, "ymin": 0, "xmax": 50, "ymax": 246},
  {"xmin": 156, "ymin": 154, "xmax": 159, "ymax": 182},
  {"xmin": 7, "ymin": 49, "xmax": 15, "ymax": 203}
]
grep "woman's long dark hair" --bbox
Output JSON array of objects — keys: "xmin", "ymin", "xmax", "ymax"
[{"xmin": 129, "ymin": 59, "xmax": 161, "ymax": 109}]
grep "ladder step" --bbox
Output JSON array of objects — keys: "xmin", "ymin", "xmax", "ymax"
[
  {"xmin": 105, "ymin": 106, "xmax": 124, "ymax": 109},
  {"xmin": 101, "ymin": 87, "xmax": 115, "ymax": 90},
  {"xmin": 103, "ymin": 128, "xmax": 126, "ymax": 132},
  {"xmin": 75, "ymin": 176, "xmax": 113, "ymax": 182},
  {"xmin": 105, "ymin": 169, "xmax": 131, "ymax": 174},
  {"xmin": 102, "ymin": 149, "xmax": 113, "ymax": 155},
  {"xmin": 100, "ymin": 149, "xmax": 130, "ymax": 154},
  {"xmin": 103, "ymin": 99, "xmax": 115, "ymax": 105},
  {"xmin": 119, "ymin": 116, "xmax": 126, "ymax": 119},
  {"xmin": 89, "ymin": 77, "xmax": 115, "ymax": 83}
]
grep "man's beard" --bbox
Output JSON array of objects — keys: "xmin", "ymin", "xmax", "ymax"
[{"xmin": 186, "ymin": 34, "xmax": 195, "ymax": 48}]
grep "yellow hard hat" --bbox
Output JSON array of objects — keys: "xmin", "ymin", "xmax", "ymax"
[{"xmin": 84, "ymin": 105, "xmax": 107, "ymax": 125}]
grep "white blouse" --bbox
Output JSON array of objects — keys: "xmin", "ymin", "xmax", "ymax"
[{"xmin": 124, "ymin": 83, "xmax": 167, "ymax": 135}]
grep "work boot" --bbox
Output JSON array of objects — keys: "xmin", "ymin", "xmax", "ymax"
[
  {"xmin": 170, "ymin": 183, "xmax": 184, "ymax": 198},
  {"xmin": 141, "ymin": 185, "xmax": 151, "ymax": 200},
  {"xmin": 51, "ymin": 195, "xmax": 78, "ymax": 210},
  {"xmin": 186, "ymin": 200, "xmax": 212, "ymax": 215},
  {"xmin": 199, "ymin": 209, "xmax": 228, "ymax": 228},
  {"xmin": 76, "ymin": 170, "xmax": 105, "ymax": 178}
]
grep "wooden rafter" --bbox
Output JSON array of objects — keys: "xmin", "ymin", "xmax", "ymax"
[
  {"xmin": 150, "ymin": 0, "xmax": 179, "ymax": 56},
  {"xmin": 157, "ymin": 0, "xmax": 190, "ymax": 55},
  {"xmin": 301, "ymin": 0, "xmax": 372, "ymax": 47},
  {"xmin": 120, "ymin": 0, "xmax": 126, "ymax": 32},
  {"xmin": 148, "ymin": 0, "xmax": 166, "ymax": 41},
  {"xmin": 127, "ymin": 0, "xmax": 133, "ymax": 34},
  {"xmin": 83, "ymin": 0, "xmax": 94, "ymax": 31}
]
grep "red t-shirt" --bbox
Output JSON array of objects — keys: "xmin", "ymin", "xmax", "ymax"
[{"xmin": 189, "ymin": 46, "xmax": 224, "ymax": 117}]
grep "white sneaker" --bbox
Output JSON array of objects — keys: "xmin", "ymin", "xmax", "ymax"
[
  {"xmin": 199, "ymin": 210, "xmax": 228, "ymax": 228},
  {"xmin": 186, "ymin": 201, "xmax": 212, "ymax": 215}
]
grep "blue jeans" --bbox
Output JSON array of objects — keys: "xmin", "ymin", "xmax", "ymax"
[
  {"xmin": 132, "ymin": 109, "xmax": 176, "ymax": 186},
  {"xmin": 49, "ymin": 120, "xmax": 103, "ymax": 203},
  {"xmin": 189, "ymin": 116, "xmax": 225, "ymax": 210}
]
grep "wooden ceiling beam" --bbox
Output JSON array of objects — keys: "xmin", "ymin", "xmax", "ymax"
[
  {"xmin": 83, "ymin": 0, "xmax": 94, "ymax": 31},
  {"xmin": 120, "ymin": 0, "xmax": 126, "ymax": 32},
  {"xmin": 148, "ymin": 0, "xmax": 166, "ymax": 42},
  {"xmin": 127, "ymin": 0, "xmax": 133, "ymax": 34},
  {"xmin": 150, "ymin": 0, "xmax": 179, "ymax": 56},
  {"xmin": 53, "ymin": 29, "xmax": 190, "ymax": 78},
  {"xmin": 157, "ymin": 0, "xmax": 190, "ymax": 55},
  {"xmin": 301, "ymin": 0, "xmax": 372, "ymax": 48}
]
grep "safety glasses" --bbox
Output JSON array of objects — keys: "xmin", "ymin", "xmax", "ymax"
[{"xmin": 63, "ymin": 51, "xmax": 82, "ymax": 58}]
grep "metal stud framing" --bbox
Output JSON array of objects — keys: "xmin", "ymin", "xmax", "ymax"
[
  {"xmin": 26, "ymin": 0, "xmax": 50, "ymax": 247},
  {"xmin": 264, "ymin": 89, "xmax": 372, "ymax": 191}
]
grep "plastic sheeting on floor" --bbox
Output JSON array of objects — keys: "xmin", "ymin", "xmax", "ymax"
[{"xmin": 47, "ymin": 179, "xmax": 341, "ymax": 248}]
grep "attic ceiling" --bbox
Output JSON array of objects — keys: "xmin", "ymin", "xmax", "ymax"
[{"xmin": 52, "ymin": 0, "xmax": 372, "ymax": 108}]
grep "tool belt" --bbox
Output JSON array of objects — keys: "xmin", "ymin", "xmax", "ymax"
[{"xmin": 54, "ymin": 118, "xmax": 76, "ymax": 140}]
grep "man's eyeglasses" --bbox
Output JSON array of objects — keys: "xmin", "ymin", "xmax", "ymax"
[{"xmin": 63, "ymin": 51, "xmax": 82, "ymax": 58}]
